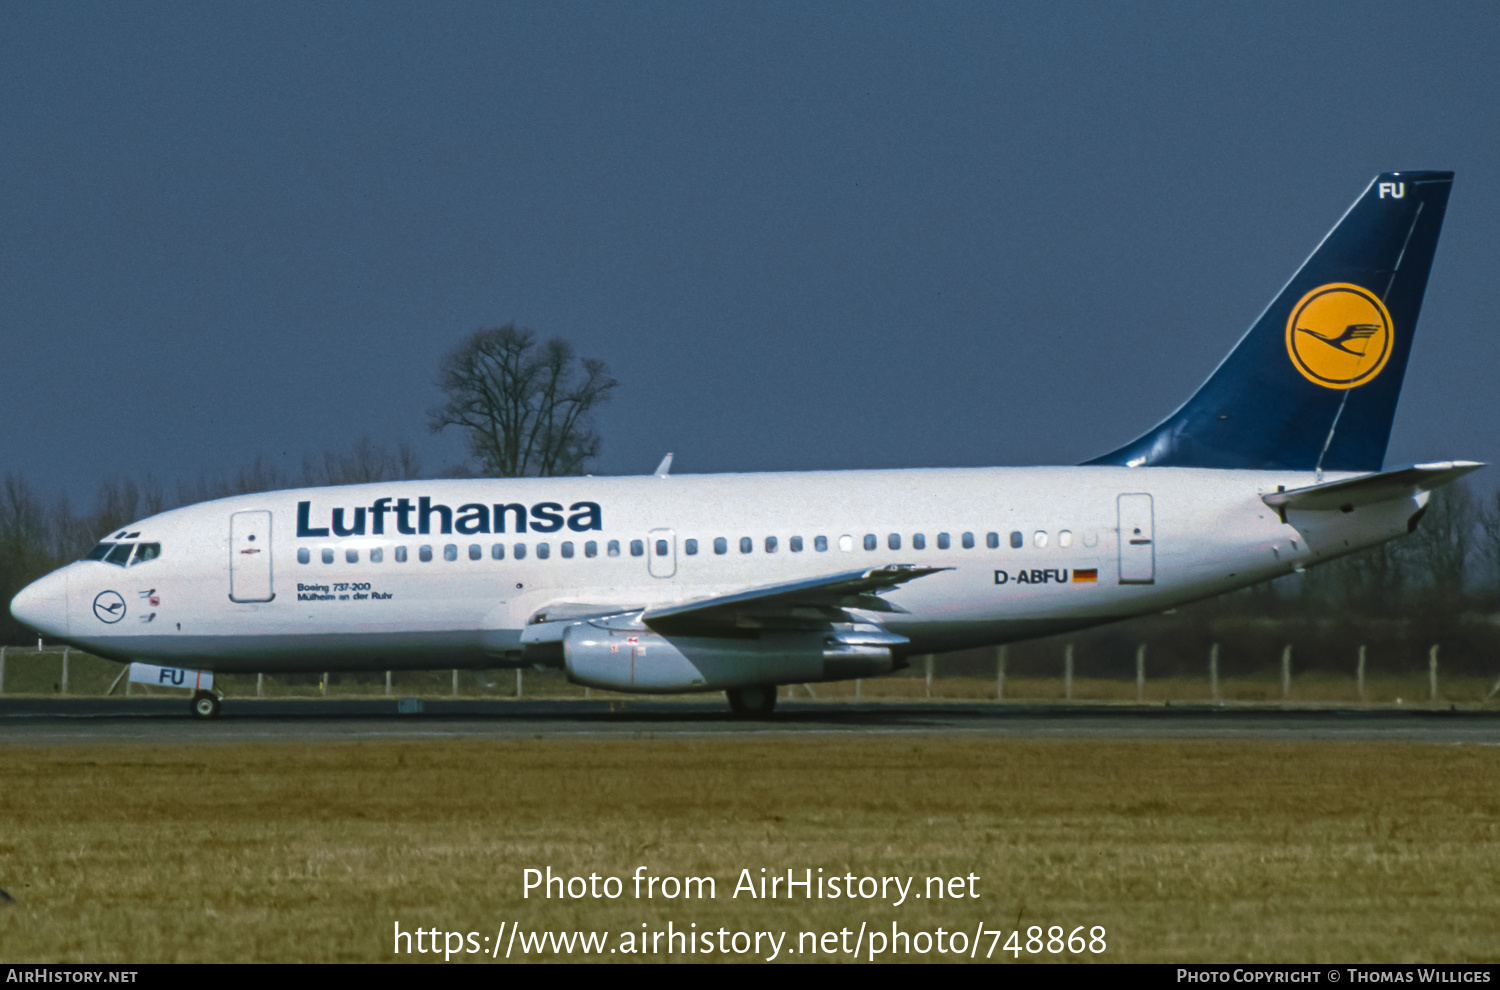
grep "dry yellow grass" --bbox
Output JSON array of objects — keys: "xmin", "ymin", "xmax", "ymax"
[{"xmin": 0, "ymin": 736, "xmax": 1496, "ymax": 963}]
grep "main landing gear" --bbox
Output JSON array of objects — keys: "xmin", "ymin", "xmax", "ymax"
[
  {"xmin": 725, "ymin": 685, "xmax": 777, "ymax": 718},
  {"xmin": 191, "ymin": 690, "xmax": 222, "ymax": 720}
]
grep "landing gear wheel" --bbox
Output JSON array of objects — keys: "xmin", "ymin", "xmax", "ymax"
[
  {"xmin": 726, "ymin": 685, "xmax": 777, "ymax": 718},
  {"xmin": 191, "ymin": 690, "xmax": 221, "ymax": 720}
]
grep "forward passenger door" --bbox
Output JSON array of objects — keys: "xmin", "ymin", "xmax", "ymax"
[{"xmin": 230, "ymin": 510, "xmax": 275, "ymax": 602}]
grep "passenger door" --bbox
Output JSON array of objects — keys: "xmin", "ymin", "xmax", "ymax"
[
  {"xmin": 230, "ymin": 510, "xmax": 275, "ymax": 602},
  {"xmin": 1117, "ymin": 494, "xmax": 1155, "ymax": 584}
]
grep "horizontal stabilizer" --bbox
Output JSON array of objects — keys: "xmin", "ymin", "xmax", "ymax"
[{"xmin": 1262, "ymin": 461, "xmax": 1483, "ymax": 512}]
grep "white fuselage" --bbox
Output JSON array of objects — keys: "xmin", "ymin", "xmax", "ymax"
[{"xmin": 14, "ymin": 466, "xmax": 1422, "ymax": 684}]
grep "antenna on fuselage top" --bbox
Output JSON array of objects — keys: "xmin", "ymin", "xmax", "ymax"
[{"xmin": 653, "ymin": 453, "xmax": 674, "ymax": 478}]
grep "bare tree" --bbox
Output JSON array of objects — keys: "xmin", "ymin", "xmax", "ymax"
[
  {"xmin": 430, "ymin": 325, "xmax": 618, "ymax": 477},
  {"xmin": 1407, "ymin": 481, "xmax": 1476, "ymax": 600},
  {"xmin": 302, "ymin": 436, "xmax": 423, "ymax": 487}
]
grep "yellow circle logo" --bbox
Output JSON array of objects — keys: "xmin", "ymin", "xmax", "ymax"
[{"xmin": 1285, "ymin": 282, "xmax": 1393, "ymax": 390}]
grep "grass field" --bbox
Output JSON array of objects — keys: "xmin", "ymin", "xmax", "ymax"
[{"xmin": 0, "ymin": 735, "xmax": 1496, "ymax": 963}]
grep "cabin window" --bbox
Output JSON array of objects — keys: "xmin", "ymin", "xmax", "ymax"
[
  {"xmin": 106, "ymin": 543, "xmax": 134, "ymax": 566},
  {"xmin": 133, "ymin": 543, "xmax": 161, "ymax": 564},
  {"xmin": 839, "ymin": 535, "xmax": 853, "ymax": 552},
  {"xmin": 1010, "ymin": 530, "xmax": 1023, "ymax": 549},
  {"xmin": 790, "ymin": 536, "xmax": 804, "ymax": 552},
  {"xmin": 765, "ymin": 536, "xmax": 778, "ymax": 553},
  {"xmin": 888, "ymin": 533, "xmax": 901, "ymax": 551},
  {"xmin": 537, "ymin": 542, "xmax": 551, "ymax": 559},
  {"xmin": 815, "ymin": 535, "xmax": 828, "ymax": 552},
  {"xmin": 607, "ymin": 540, "xmax": 620, "ymax": 557},
  {"xmin": 444, "ymin": 544, "xmax": 458, "ymax": 562},
  {"xmin": 418, "ymin": 545, "xmax": 432, "ymax": 562},
  {"xmin": 395, "ymin": 546, "xmax": 408, "ymax": 563},
  {"xmin": 684, "ymin": 538, "xmax": 698, "ymax": 555},
  {"xmin": 987, "ymin": 532, "xmax": 999, "ymax": 549},
  {"xmin": 863, "ymin": 534, "xmax": 877, "ymax": 551},
  {"xmin": 739, "ymin": 537, "xmax": 752, "ymax": 554},
  {"xmin": 371, "ymin": 547, "xmax": 383, "ymax": 563},
  {"xmin": 297, "ymin": 548, "xmax": 310, "ymax": 564},
  {"xmin": 1059, "ymin": 530, "xmax": 1073, "ymax": 548},
  {"xmin": 937, "ymin": 532, "xmax": 950, "ymax": 550},
  {"xmin": 961, "ymin": 532, "xmax": 975, "ymax": 549},
  {"xmin": 585, "ymin": 541, "xmax": 597, "ymax": 558},
  {"xmin": 714, "ymin": 537, "xmax": 727, "ymax": 555},
  {"xmin": 630, "ymin": 540, "xmax": 644, "ymax": 557},
  {"xmin": 912, "ymin": 533, "xmax": 925, "ymax": 550},
  {"xmin": 322, "ymin": 548, "xmax": 336, "ymax": 564},
  {"xmin": 1034, "ymin": 531, "xmax": 1048, "ymax": 548},
  {"xmin": 655, "ymin": 539, "xmax": 669, "ymax": 557},
  {"xmin": 469, "ymin": 544, "xmax": 482, "ymax": 561},
  {"xmin": 491, "ymin": 543, "xmax": 504, "ymax": 560},
  {"xmin": 561, "ymin": 541, "xmax": 574, "ymax": 558},
  {"xmin": 514, "ymin": 543, "xmax": 527, "ymax": 560},
  {"xmin": 346, "ymin": 549, "xmax": 359, "ymax": 564}
]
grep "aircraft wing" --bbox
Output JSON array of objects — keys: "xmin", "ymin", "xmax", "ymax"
[
  {"xmin": 1262, "ymin": 461, "xmax": 1484, "ymax": 513},
  {"xmin": 641, "ymin": 564, "xmax": 951, "ymax": 635}
]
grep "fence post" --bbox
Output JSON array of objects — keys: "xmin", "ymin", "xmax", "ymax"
[
  {"xmin": 257, "ymin": 673, "xmax": 264, "ymax": 699},
  {"xmin": 996, "ymin": 645, "xmax": 1007, "ymax": 702},
  {"xmin": 516, "ymin": 669, "xmax": 523, "ymax": 699},
  {"xmin": 126, "ymin": 667, "xmax": 133, "ymax": 696},
  {"xmin": 0, "ymin": 645, "xmax": 6, "ymax": 696},
  {"xmin": 1357, "ymin": 645, "xmax": 1366, "ymax": 702},
  {"xmin": 1209, "ymin": 643, "xmax": 1220, "ymax": 703},
  {"xmin": 1429, "ymin": 644, "xmax": 1439, "ymax": 702},
  {"xmin": 855, "ymin": 678, "xmax": 862, "ymax": 700},
  {"xmin": 1281, "ymin": 645, "xmax": 1292, "ymax": 702},
  {"xmin": 1135, "ymin": 644, "xmax": 1146, "ymax": 703},
  {"xmin": 1064, "ymin": 643, "xmax": 1074, "ymax": 702},
  {"xmin": 924, "ymin": 655, "xmax": 933, "ymax": 698},
  {"xmin": 61, "ymin": 647, "xmax": 69, "ymax": 697}
]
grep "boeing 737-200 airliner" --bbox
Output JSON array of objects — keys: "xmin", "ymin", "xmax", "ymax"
[{"xmin": 10, "ymin": 172, "xmax": 1480, "ymax": 718}]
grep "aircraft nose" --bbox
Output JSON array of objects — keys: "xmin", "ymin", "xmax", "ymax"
[{"xmin": 10, "ymin": 569, "xmax": 69, "ymax": 639}]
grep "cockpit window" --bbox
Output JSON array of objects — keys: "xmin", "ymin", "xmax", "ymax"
[
  {"xmin": 104, "ymin": 543, "xmax": 134, "ymax": 566},
  {"xmin": 86, "ymin": 542, "xmax": 114, "ymax": 561},
  {"xmin": 132, "ymin": 543, "xmax": 161, "ymax": 565}
]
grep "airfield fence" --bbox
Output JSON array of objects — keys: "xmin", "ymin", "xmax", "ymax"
[{"xmin": 5, "ymin": 635, "xmax": 1500, "ymax": 707}]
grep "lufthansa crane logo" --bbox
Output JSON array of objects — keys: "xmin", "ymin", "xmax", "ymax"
[
  {"xmin": 1285, "ymin": 282, "xmax": 1394, "ymax": 389},
  {"xmin": 93, "ymin": 590, "xmax": 126, "ymax": 624}
]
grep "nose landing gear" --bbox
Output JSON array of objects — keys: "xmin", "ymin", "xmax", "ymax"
[{"xmin": 191, "ymin": 690, "xmax": 222, "ymax": 720}]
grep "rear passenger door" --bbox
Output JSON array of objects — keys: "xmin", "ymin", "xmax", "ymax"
[{"xmin": 1116, "ymin": 494, "xmax": 1155, "ymax": 584}]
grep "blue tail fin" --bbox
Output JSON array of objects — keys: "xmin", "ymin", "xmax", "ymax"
[{"xmin": 1087, "ymin": 172, "xmax": 1453, "ymax": 472}]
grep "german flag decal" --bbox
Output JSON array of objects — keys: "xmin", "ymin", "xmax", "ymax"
[{"xmin": 1072, "ymin": 569, "xmax": 1098, "ymax": 584}]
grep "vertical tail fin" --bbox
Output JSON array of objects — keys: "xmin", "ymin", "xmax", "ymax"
[{"xmin": 1087, "ymin": 172, "xmax": 1453, "ymax": 472}]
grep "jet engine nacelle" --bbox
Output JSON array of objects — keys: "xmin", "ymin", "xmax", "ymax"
[{"xmin": 561, "ymin": 623, "xmax": 896, "ymax": 693}]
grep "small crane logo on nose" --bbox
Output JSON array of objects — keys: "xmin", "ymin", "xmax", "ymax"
[{"xmin": 93, "ymin": 590, "xmax": 126, "ymax": 624}]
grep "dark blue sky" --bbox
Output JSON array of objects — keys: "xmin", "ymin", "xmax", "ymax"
[{"xmin": 5, "ymin": 2, "xmax": 1499, "ymax": 504}]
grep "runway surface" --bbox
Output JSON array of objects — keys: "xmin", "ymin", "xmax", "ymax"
[{"xmin": 1, "ymin": 697, "xmax": 1498, "ymax": 744}]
